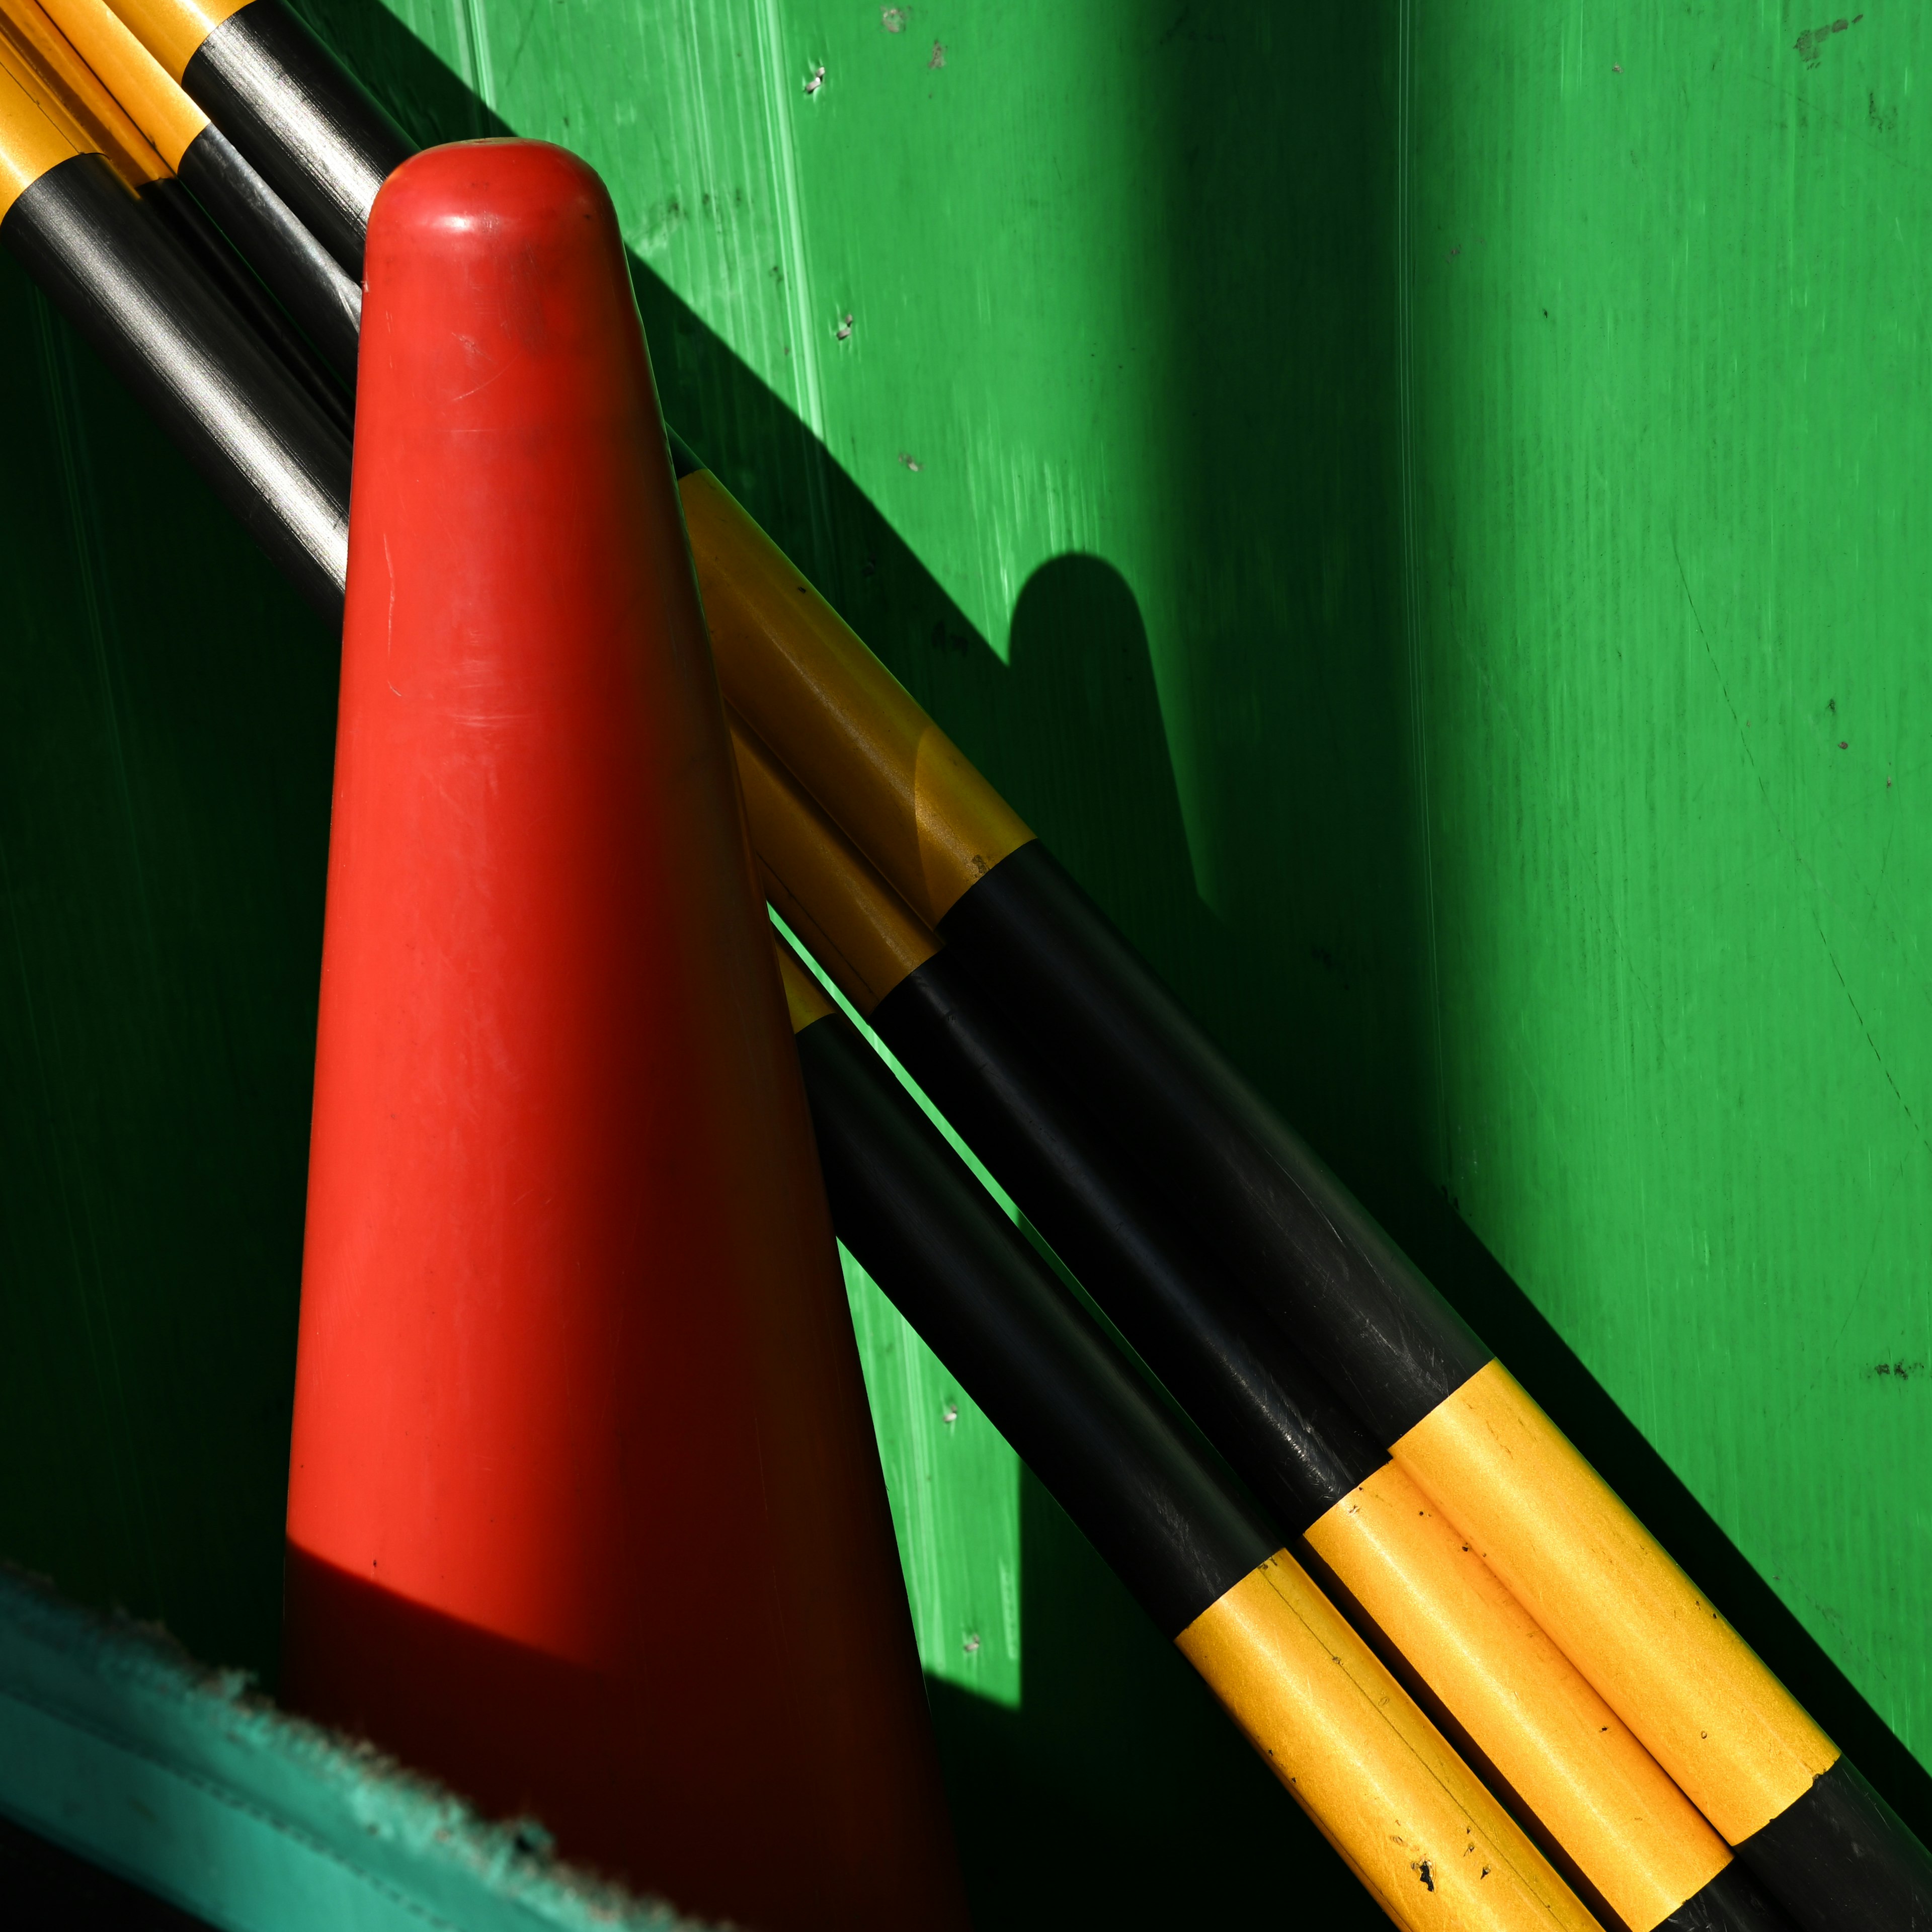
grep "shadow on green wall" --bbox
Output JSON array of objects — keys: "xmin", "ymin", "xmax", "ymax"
[
  {"xmin": 0, "ymin": 264, "xmax": 335, "ymax": 1680},
  {"xmin": 929, "ymin": 1471, "xmax": 1366, "ymax": 1930}
]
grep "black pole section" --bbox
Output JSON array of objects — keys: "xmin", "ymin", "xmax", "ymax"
[
  {"xmin": 175, "ymin": 120, "xmax": 361, "ymax": 382},
  {"xmin": 935, "ymin": 840, "xmax": 1489, "ymax": 1451},
  {"xmin": 150, "ymin": 5, "xmax": 723, "ymax": 503},
  {"xmin": 1660, "ymin": 1871, "xmax": 1803, "ymax": 1932},
  {"xmin": 1734, "ymin": 1762, "xmax": 1932, "ymax": 1932},
  {"xmin": 3, "ymin": 151, "xmax": 349, "ymax": 616},
  {"xmin": 138, "ymin": 8, "xmax": 720, "ymax": 527},
  {"xmin": 871, "ymin": 947, "xmax": 1383, "ymax": 1538},
  {"xmin": 140, "ymin": 173, "xmax": 351, "ymax": 437},
  {"xmin": 179, "ymin": 0, "xmax": 413, "ymax": 278},
  {"xmin": 793, "ymin": 1000, "xmax": 1275, "ymax": 1639}
]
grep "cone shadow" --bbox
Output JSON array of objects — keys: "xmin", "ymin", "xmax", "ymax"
[{"xmin": 281, "ymin": 1546, "xmax": 627, "ymax": 1864}]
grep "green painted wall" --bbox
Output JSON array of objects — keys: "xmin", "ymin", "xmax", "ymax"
[
  {"xmin": 2, "ymin": 0, "xmax": 1930, "ymax": 1924},
  {"xmin": 1404, "ymin": 0, "xmax": 1932, "ymax": 1768}
]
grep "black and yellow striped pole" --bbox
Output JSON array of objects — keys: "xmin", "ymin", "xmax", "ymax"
[
  {"xmin": 699, "ymin": 483, "xmax": 1926, "ymax": 1929},
  {"xmin": 37, "ymin": 0, "xmax": 359, "ymax": 378},
  {"xmin": 0, "ymin": 48, "xmax": 346, "ymax": 610},
  {"xmin": 34, "ymin": 8, "xmax": 1932, "ymax": 1923},
  {"xmin": 778, "ymin": 944, "xmax": 1599, "ymax": 1932},
  {"xmin": 104, "ymin": 0, "xmax": 410, "ymax": 276},
  {"xmin": 737, "ymin": 716, "xmax": 1793, "ymax": 1932},
  {"xmin": 0, "ymin": 0, "xmax": 349, "ymax": 428}
]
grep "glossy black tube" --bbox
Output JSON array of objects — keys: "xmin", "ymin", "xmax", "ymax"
[
  {"xmin": 937, "ymin": 837, "xmax": 1491, "ymax": 1447},
  {"xmin": 176, "ymin": 120, "xmax": 360, "ymax": 382},
  {"xmin": 159, "ymin": 11, "xmax": 728, "ymax": 515},
  {"xmin": 1661, "ymin": 1865, "xmax": 1799, "ymax": 1932},
  {"xmin": 871, "ymin": 948, "xmax": 1383, "ymax": 1535},
  {"xmin": 793, "ymin": 1005, "xmax": 1275, "ymax": 1638},
  {"xmin": 1733, "ymin": 1758, "xmax": 1932, "ymax": 1932},
  {"xmin": 3, "ymin": 151, "xmax": 349, "ymax": 615},
  {"xmin": 181, "ymin": 0, "xmax": 413, "ymax": 278},
  {"xmin": 140, "ymin": 173, "xmax": 350, "ymax": 437}
]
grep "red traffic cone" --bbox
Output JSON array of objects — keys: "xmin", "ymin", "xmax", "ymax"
[{"xmin": 283, "ymin": 139, "xmax": 966, "ymax": 1932}]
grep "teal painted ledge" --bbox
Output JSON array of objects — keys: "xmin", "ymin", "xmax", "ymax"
[{"xmin": 0, "ymin": 1566, "xmax": 708, "ymax": 1932}]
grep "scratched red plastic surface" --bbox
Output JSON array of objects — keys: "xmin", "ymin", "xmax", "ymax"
[{"xmin": 282, "ymin": 139, "xmax": 963, "ymax": 1932}]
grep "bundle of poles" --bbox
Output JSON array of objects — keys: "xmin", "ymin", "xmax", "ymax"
[{"xmin": 1, "ymin": 5, "xmax": 1925, "ymax": 1929}]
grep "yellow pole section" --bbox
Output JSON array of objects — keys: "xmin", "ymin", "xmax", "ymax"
[
  {"xmin": 0, "ymin": 0, "xmax": 162, "ymax": 185},
  {"xmin": 733, "ymin": 710, "xmax": 939, "ymax": 1016},
  {"xmin": 98, "ymin": 0, "xmax": 242, "ymax": 83},
  {"xmin": 1395, "ymin": 1363, "xmax": 1839, "ymax": 1845},
  {"xmin": 0, "ymin": 42, "xmax": 79, "ymax": 216},
  {"xmin": 39, "ymin": 0, "xmax": 202, "ymax": 166},
  {"xmin": 683, "ymin": 466, "xmax": 1035, "ymax": 929}
]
